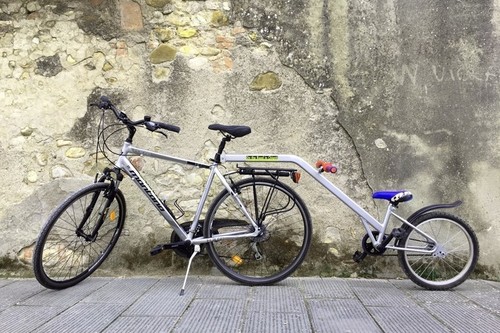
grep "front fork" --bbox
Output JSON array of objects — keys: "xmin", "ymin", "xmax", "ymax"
[{"xmin": 76, "ymin": 168, "xmax": 122, "ymax": 242}]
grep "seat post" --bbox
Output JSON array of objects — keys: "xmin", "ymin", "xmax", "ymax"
[{"xmin": 213, "ymin": 135, "xmax": 231, "ymax": 163}]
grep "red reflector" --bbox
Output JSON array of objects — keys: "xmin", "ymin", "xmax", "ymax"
[{"xmin": 291, "ymin": 171, "xmax": 301, "ymax": 183}]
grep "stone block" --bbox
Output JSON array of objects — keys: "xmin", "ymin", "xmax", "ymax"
[
  {"xmin": 166, "ymin": 12, "xmax": 191, "ymax": 26},
  {"xmin": 215, "ymin": 35, "xmax": 234, "ymax": 49},
  {"xmin": 26, "ymin": 1, "xmax": 41, "ymax": 13},
  {"xmin": 211, "ymin": 10, "xmax": 229, "ymax": 27},
  {"xmin": 150, "ymin": 44, "xmax": 176, "ymax": 63},
  {"xmin": 250, "ymin": 72, "xmax": 282, "ymax": 91},
  {"xmin": 89, "ymin": 0, "xmax": 105, "ymax": 7},
  {"xmin": 154, "ymin": 27, "xmax": 174, "ymax": 42},
  {"xmin": 17, "ymin": 243, "xmax": 34, "ymax": 264},
  {"xmin": 146, "ymin": 0, "xmax": 171, "ymax": 8},
  {"xmin": 65, "ymin": 147, "xmax": 86, "ymax": 159},
  {"xmin": 177, "ymin": 27, "xmax": 197, "ymax": 38},
  {"xmin": 35, "ymin": 54, "xmax": 62, "ymax": 77},
  {"xmin": 120, "ymin": 0, "xmax": 143, "ymax": 31}
]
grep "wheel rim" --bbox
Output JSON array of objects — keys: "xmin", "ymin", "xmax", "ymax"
[
  {"xmin": 403, "ymin": 217, "xmax": 475, "ymax": 286},
  {"xmin": 40, "ymin": 189, "xmax": 122, "ymax": 282}
]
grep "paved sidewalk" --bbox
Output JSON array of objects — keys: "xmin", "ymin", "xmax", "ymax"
[{"xmin": 0, "ymin": 276, "xmax": 499, "ymax": 333}]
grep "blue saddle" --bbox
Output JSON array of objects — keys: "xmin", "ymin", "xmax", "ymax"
[{"xmin": 373, "ymin": 190, "xmax": 413, "ymax": 204}]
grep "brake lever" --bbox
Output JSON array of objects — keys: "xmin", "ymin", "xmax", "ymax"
[{"xmin": 156, "ymin": 130, "xmax": 168, "ymax": 140}]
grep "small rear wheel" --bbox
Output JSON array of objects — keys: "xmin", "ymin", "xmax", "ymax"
[
  {"xmin": 33, "ymin": 182, "xmax": 126, "ymax": 289},
  {"xmin": 204, "ymin": 177, "xmax": 312, "ymax": 285},
  {"xmin": 397, "ymin": 212, "xmax": 479, "ymax": 290}
]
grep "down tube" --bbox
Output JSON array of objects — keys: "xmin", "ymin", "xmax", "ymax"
[
  {"xmin": 116, "ymin": 156, "xmax": 188, "ymax": 239},
  {"xmin": 221, "ymin": 153, "xmax": 382, "ymax": 231}
]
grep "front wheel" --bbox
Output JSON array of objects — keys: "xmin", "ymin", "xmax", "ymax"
[
  {"xmin": 33, "ymin": 182, "xmax": 126, "ymax": 289},
  {"xmin": 397, "ymin": 212, "xmax": 479, "ymax": 290},
  {"xmin": 204, "ymin": 177, "xmax": 312, "ymax": 285}
]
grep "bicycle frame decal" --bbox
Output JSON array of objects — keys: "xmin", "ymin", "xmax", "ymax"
[
  {"xmin": 128, "ymin": 168, "xmax": 165, "ymax": 212},
  {"xmin": 246, "ymin": 155, "xmax": 279, "ymax": 161}
]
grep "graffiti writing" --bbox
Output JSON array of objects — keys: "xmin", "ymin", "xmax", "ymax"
[{"xmin": 398, "ymin": 64, "xmax": 499, "ymax": 86}]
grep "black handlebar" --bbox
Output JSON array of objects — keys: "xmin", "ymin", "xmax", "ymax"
[{"xmin": 94, "ymin": 96, "xmax": 181, "ymax": 134}]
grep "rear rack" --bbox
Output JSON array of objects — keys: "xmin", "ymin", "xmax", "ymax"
[{"xmin": 238, "ymin": 166, "xmax": 301, "ymax": 183}]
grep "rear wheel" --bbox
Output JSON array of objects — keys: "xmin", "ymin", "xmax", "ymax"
[
  {"xmin": 33, "ymin": 182, "xmax": 126, "ymax": 289},
  {"xmin": 204, "ymin": 177, "xmax": 312, "ymax": 285},
  {"xmin": 397, "ymin": 212, "xmax": 479, "ymax": 290}
]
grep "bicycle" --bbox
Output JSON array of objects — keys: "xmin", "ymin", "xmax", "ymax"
[{"xmin": 33, "ymin": 96, "xmax": 479, "ymax": 294}]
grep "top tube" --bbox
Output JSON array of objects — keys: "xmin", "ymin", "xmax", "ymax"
[{"xmin": 121, "ymin": 142, "xmax": 212, "ymax": 169}]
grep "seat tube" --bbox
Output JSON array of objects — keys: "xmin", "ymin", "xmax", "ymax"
[
  {"xmin": 377, "ymin": 204, "xmax": 396, "ymax": 244},
  {"xmin": 188, "ymin": 165, "xmax": 218, "ymax": 236}
]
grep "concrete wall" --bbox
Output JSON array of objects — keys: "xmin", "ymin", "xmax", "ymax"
[{"xmin": 0, "ymin": 0, "xmax": 498, "ymax": 279}]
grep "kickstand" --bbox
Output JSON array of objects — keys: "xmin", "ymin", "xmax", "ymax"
[{"xmin": 180, "ymin": 244, "xmax": 200, "ymax": 296}]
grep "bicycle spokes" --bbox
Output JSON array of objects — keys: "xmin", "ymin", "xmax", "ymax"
[
  {"xmin": 33, "ymin": 183, "xmax": 125, "ymax": 289},
  {"xmin": 398, "ymin": 213, "xmax": 478, "ymax": 290},
  {"xmin": 205, "ymin": 178, "xmax": 312, "ymax": 285}
]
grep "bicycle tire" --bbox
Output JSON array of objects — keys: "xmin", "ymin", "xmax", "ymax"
[
  {"xmin": 204, "ymin": 177, "xmax": 312, "ymax": 285},
  {"xmin": 397, "ymin": 211, "xmax": 479, "ymax": 290},
  {"xmin": 33, "ymin": 182, "xmax": 126, "ymax": 289}
]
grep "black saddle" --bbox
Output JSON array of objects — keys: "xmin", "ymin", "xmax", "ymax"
[{"xmin": 208, "ymin": 124, "xmax": 251, "ymax": 138}]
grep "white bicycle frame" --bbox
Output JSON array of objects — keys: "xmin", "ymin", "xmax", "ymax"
[
  {"xmin": 115, "ymin": 142, "xmax": 262, "ymax": 245},
  {"xmin": 114, "ymin": 142, "xmax": 437, "ymax": 254}
]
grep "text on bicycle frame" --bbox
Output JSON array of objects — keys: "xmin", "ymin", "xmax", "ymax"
[{"xmin": 128, "ymin": 169, "xmax": 165, "ymax": 212}]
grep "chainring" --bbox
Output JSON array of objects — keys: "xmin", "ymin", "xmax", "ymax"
[
  {"xmin": 361, "ymin": 231, "xmax": 387, "ymax": 256},
  {"xmin": 170, "ymin": 221, "xmax": 203, "ymax": 258}
]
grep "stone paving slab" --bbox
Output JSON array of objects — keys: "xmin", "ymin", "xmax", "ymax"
[
  {"xmin": 19, "ymin": 278, "xmax": 111, "ymax": 308},
  {"xmin": 309, "ymin": 298, "xmax": 382, "ymax": 332},
  {"xmin": 0, "ymin": 280, "xmax": 45, "ymax": 311},
  {"xmin": 367, "ymin": 306, "xmax": 449, "ymax": 333},
  {"xmin": 243, "ymin": 311, "xmax": 311, "ymax": 333},
  {"xmin": 102, "ymin": 316, "xmax": 177, "ymax": 333},
  {"xmin": 0, "ymin": 276, "xmax": 499, "ymax": 333},
  {"xmin": 173, "ymin": 298, "xmax": 246, "ymax": 333},
  {"xmin": 0, "ymin": 305, "xmax": 65, "ymax": 333}
]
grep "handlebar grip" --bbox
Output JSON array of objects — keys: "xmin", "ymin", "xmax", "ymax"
[
  {"xmin": 324, "ymin": 164, "xmax": 337, "ymax": 173},
  {"xmin": 157, "ymin": 122, "xmax": 181, "ymax": 133},
  {"xmin": 315, "ymin": 160, "xmax": 337, "ymax": 173}
]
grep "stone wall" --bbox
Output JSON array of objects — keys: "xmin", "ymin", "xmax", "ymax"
[{"xmin": 0, "ymin": 0, "xmax": 498, "ymax": 279}]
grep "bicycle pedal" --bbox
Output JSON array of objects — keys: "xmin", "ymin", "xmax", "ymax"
[
  {"xmin": 150, "ymin": 244, "xmax": 165, "ymax": 256},
  {"xmin": 353, "ymin": 250, "xmax": 367, "ymax": 263},
  {"xmin": 151, "ymin": 241, "xmax": 191, "ymax": 256}
]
